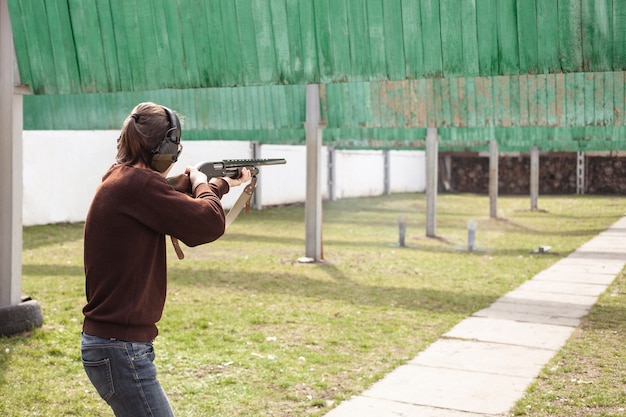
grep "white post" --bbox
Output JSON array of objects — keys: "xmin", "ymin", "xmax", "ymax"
[
  {"xmin": 530, "ymin": 147, "xmax": 539, "ymax": 210},
  {"xmin": 425, "ymin": 128, "xmax": 438, "ymax": 237},
  {"xmin": 304, "ymin": 84, "xmax": 322, "ymax": 261},
  {"xmin": 489, "ymin": 140, "xmax": 498, "ymax": 219},
  {"xmin": 0, "ymin": 0, "xmax": 23, "ymax": 307},
  {"xmin": 383, "ymin": 149, "xmax": 390, "ymax": 195}
]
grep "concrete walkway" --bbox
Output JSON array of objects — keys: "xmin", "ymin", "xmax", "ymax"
[{"xmin": 325, "ymin": 216, "xmax": 626, "ymax": 417}]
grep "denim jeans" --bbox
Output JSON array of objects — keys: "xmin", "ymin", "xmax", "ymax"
[{"xmin": 81, "ymin": 333, "xmax": 175, "ymax": 417}]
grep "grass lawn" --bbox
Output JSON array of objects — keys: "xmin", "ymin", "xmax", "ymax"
[{"xmin": 1, "ymin": 193, "xmax": 625, "ymax": 416}]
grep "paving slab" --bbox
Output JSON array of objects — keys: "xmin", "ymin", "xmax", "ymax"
[
  {"xmin": 409, "ymin": 339, "xmax": 556, "ymax": 378},
  {"xmin": 498, "ymin": 288, "xmax": 599, "ymax": 308},
  {"xmin": 532, "ymin": 269, "xmax": 618, "ymax": 285},
  {"xmin": 554, "ymin": 256, "xmax": 626, "ymax": 271},
  {"xmin": 361, "ymin": 365, "xmax": 533, "ymax": 415},
  {"xmin": 473, "ymin": 301, "xmax": 585, "ymax": 326},
  {"xmin": 567, "ymin": 250, "xmax": 626, "ymax": 262},
  {"xmin": 516, "ymin": 279, "xmax": 608, "ymax": 297},
  {"xmin": 323, "ymin": 396, "xmax": 495, "ymax": 417},
  {"xmin": 444, "ymin": 317, "xmax": 576, "ymax": 350}
]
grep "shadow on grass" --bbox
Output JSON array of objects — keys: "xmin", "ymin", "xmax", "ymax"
[
  {"xmin": 22, "ymin": 264, "xmax": 83, "ymax": 277},
  {"xmin": 167, "ymin": 264, "xmax": 496, "ymax": 315},
  {"xmin": 221, "ymin": 231, "xmax": 567, "ymax": 257},
  {"xmin": 23, "ymin": 223, "xmax": 84, "ymax": 251}
]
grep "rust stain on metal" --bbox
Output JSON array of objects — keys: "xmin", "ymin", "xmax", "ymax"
[
  {"xmin": 456, "ymin": 77, "xmax": 466, "ymax": 127},
  {"xmin": 555, "ymin": 73, "xmax": 565, "ymax": 125},
  {"xmin": 500, "ymin": 76, "xmax": 512, "ymax": 127}
]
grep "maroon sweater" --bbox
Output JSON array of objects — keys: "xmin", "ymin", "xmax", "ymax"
[{"xmin": 82, "ymin": 164, "xmax": 229, "ymax": 342}]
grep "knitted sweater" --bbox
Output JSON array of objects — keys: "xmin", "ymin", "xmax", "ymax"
[{"xmin": 82, "ymin": 164, "xmax": 229, "ymax": 342}]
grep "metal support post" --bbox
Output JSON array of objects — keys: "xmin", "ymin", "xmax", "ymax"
[
  {"xmin": 0, "ymin": 0, "xmax": 42, "ymax": 336},
  {"xmin": 489, "ymin": 140, "xmax": 498, "ymax": 219},
  {"xmin": 425, "ymin": 128, "xmax": 438, "ymax": 237},
  {"xmin": 0, "ymin": 0, "xmax": 22, "ymax": 307},
  {"xmin": 576, "ymin": 151, "xmax": 585, "ymax": 195},
  {"xmin": 304, "ymin": 85, "xmax": 323, "ymax": 261},
  {"xmin": 383, "ymin": 149, "xmax": 391, "ymax": 195},
  {"xmin": 327, "ymin": 146, "xmax": 336, "ymax": 202},
  {"xmin": 250, "ymin": 141, "xmax": 262, "ymax": 210},
  {"xmin": 530, "ymin": 147, "xmax": 539, "ymax": 211}
]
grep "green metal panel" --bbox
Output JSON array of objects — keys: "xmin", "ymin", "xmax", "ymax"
[
  {"xmin": 558, "ymin": 0, "xmax": 583, "ymax": 71},
  {"xmin": 401, "ymin": 0, "xmax": 424, "ymax": 78},
  {"xmin": 614, "ymin": 1, "xmax": 626, "ymax": 69},
  {"xmin": 419, "ymin": 0, "xmax": 443, "ymax": 77},
  {"xmin": 460, "ymin": 0, "xmax": 479, "ymax": 76},
  {"xmin": 439, "ymin": 0, "xmax": 464, "ymax": 76},
  {"xmin": 496, "ymin": 0, "xmax": 519, "ymax": 75},
  {"xmin": 536, "ymin": 0, "xmax": 560, "ymax": 72},
  {"xmin": 516, "ymin": 0, "xmax": 538, "ymax": 74},
  {"xmin": 9, "ymin": 0, "xmax": 626, "ymax": 93},
  {"xmin": 366, "ymin": 0, "xmax": 387, "ymax": 79},
  {"xmin": 44, "ymin": 0, "xmax": 80, "ymax": 93},
  {"xmin": 583, "ymin": 0, "xmax": 612, "ymax": 72},
  {"xmin": 476, "ymin": 0, "xmax": 499, "ymax": 75},
  {"xmin": 383, "ymin": 0, "xmax": 405, "ymax": 80}
]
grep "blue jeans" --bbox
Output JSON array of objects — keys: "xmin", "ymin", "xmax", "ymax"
[{"xmin": 81, "ymin": 333, "xmax": 175, "ymax": 417}]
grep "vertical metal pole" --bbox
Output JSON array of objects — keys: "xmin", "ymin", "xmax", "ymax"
[
  {"xmin": 0, "ymin": 0, "xmax": 23, "ymax": 306},
  {"xmin": 383, "ymin": 149, "xmax": 391, "ymax": 195},
  {"xmin": 425, "ymin": 128, "xmax": 438, "ymax": 237},
  {"xmin": 442, "ymin": 154, "xmax": 452, "ymax": 191},
  {"xmin": 530, "ymin": 147, "xmax": 539, "ymax": 211},
  {"xmin": 489, "ymin": 140, "xmax": 498, "ymax": 219},
  {"xmin": 576, "ymin": 151, "xmax": 585, "ymax": 195},
  {"xmin": 250, "ymin": 141, "xmax": 262, "ymax": 210},
  {"xmin": 304, "ymin": 85, "xmax": 322, "ymax": 261},
  {"xmin": 327, "ymin": 146, "xmax": 336, "ymax": 202}
]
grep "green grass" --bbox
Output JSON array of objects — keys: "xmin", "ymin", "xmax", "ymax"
[
  {"xmin": 1, "ymin": 193, "xmax": 625, "ymax": 416},
  {"xmin": 511, "ymin": 269, "xmax": 626, "ymax": 417}
]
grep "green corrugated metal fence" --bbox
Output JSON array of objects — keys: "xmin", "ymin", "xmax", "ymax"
[{"xmin": 9, "ymin": 0, "xmax": 626, "ymax": 94}]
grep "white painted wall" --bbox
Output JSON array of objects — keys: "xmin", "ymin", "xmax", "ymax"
[{"xmin": 22, "ymin": 131, "xmax": 426, "ymax": 226}]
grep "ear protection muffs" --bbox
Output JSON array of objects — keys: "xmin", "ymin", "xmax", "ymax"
[{"xmin": 150, "ymin": 106, "xmax": 182, "ymax": 172}]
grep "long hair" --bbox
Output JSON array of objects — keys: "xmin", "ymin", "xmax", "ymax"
[{"xmin": 116, "ymin": 102, "xmax": 172, "ymax": 167}]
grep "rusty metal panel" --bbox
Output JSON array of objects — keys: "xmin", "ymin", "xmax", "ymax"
[
  {"xmin": 22, "ymin": 76, "xmax": 626, "ymax": 152},
  {"xmin": 323, "ymin": 72, "xmax": 626, "ymax": 130}
]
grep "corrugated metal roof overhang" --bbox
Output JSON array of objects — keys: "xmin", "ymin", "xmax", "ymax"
[{"xmin": 9, "ymin": 0, "xmax": 626, "ymax": 94}]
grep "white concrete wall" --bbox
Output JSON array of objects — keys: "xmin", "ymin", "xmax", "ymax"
[{"xmin": 22, "ymin": 131, "xmax": 426, "ymax": 226}]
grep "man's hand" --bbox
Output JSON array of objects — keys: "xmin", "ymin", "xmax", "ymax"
[
  {"xmin": 186, "ymin": 166, "xmax": 208, "ymax": 192},
  {"xmin": 223, "ymin": 167, "xmax": 252, "ymax": 187}
]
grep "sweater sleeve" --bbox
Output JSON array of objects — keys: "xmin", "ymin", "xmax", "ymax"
[{"xmin": 134, "ymin": 174, "xmax": 230, "ymax": 247}]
